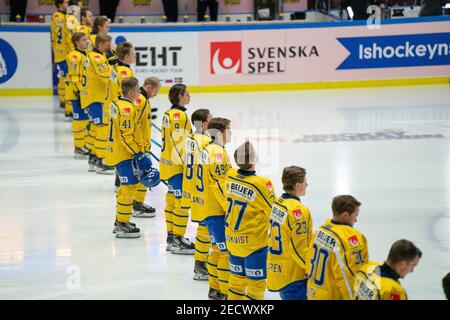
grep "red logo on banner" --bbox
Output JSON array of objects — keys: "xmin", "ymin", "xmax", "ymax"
[{"xmin": 210, "ymin": 42, "xmax": 242, "ymax": 75}]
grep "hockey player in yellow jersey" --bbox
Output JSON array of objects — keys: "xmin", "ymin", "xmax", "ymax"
[
  {"xmin": 130, "ymin": 77, "xmax": 161, "ymax": 219},
  {"xmin": 307, "ymin": 195, "xmax": 369, "ymax": 300},
  {"xmin": 104, "ymin": 42, "xmax": 135, "ymax": 171},
  {"xmin": 225, "ymin": 141, "xmax": 275, "ymax": 300},
  {"xmin": 105, "ymin": 42, "xmax": 135, "ymax": 109},
  {"xmin": 61, "ymin": 1, "xmax": 81, "ymax": 119},
  {"xmin": 353, "ymin": 239, "xmax": 422, "ymax": 300},
  {"xmin": 267, "ymin": 166, "xmax": 312, "ymax": 300},
  {"xmin": 182, "ymin": 109, "xmax": 213, "ymax": 282},
  {"xmin": 160, "ymin": 84, "xmax": 195, "ymax": 255},
  {"xmin": 80, "ymin": 33, "xmax": 114, "ymax": 175},
  {"xmin": 110, "ymin": 77, "xmax": 160, "ymax": 238},
  {"xmin": 65, "ymin": 32, "xmax": 90, "ymax": 159},
  {"xmin": 197, "ymin": 118, "xmax": 232, "ymax": 299},
  {"xmin": 77, "ymin": 8, "xmax": 93, "ymax": 49},
  {"xmin": 51, "ymin": 0, "xmax": 69, "ymax": 111},
  {"xmin": 90, "ymin": 16, "xmax": 118, "ymax": 67}
]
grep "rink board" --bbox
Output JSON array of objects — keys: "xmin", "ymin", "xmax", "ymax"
[{"xmin": 0, "ymin": 16, "xmax": 450, "ymax": 95}]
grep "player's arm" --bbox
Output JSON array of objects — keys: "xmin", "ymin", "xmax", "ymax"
[
  {"xmin": 118, "ymin": 105, "xmax": 141, "ymax": 155},
  {"xmin": 92, "ymin": 56, "xmax": 111, "ymax": 83},
  {"xmin": 208, "ymin": 150, "xmax": 229, "ymax": 211},
  {"xmin": 288, "ymin": 208, "xmax": 312, "ymax": 270},
  {"xmin": 169, "ymin": 112, "xmax": 191, "ymax": 165},
  {"xmin": 140, "ymin": 99, "xmax": 151, "ymax": 152}
]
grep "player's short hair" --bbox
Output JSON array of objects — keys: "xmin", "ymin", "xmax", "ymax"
[
  {"xmin": 95, "ymin": 33, "xmax": 112, "ymax": 47},
  {"xmin": 332, "ymin": 195, "xmax": 361, "ymax": 216},
  {"xmin": 386, "ymin": 239, "xmax": 422, "ymax": 265},
  {"xmin": 207, "ymin": 117, "xmax": 231, "ymax": 141},
  {"xmin": 116, "ymin": 42, "xmax": 134, "ymax": 61},
  {"xmin": 234, "ymin": 141, "xmax": 256, "ymax": 171},
  {"xmin": 168, "ymin": 84, "xmax": 187, "ymax": 105},
  {"xmin": 282, "ymin": 166, "xmax": 306, "ymax": 192},
  {"xmin": 443, "ymin": 273, "xmax": 450, "ymax": 300},
  {"xmin": 144, "ymin": 77, "xmax": 160, "ymax": 88},
  {"xmin": 122, "ymin": 77, "xmax": 139, "ymax": 96},
  {"xmin": 81, "ymin": 8, "xmax": 90, "ymax": 18},
  {"xmin": 71, "ymin": 32, "xmax": 86, "ymax": 47},
  {"xmin": 93, "ymin": 16, "xmax": 109, "ymax": 34},
  {"xmin": 191, "ymin": 109, "xmax": 210, "ymax": 131},
  {"xmin": 68, "ymin": 0, "xmax": 79, "ymax": 6},
  {"xmin": 55, "ymin": 0, "xmax": 65, "ymax": 8}
]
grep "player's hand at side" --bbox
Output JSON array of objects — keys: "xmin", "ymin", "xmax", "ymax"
[{"xmin": 134, "ymin": 152, "xmax": 152, "ymax": 171}]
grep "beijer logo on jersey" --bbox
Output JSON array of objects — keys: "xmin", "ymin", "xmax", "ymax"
[
  {"xmin": 229, "ymin": 182, "xmax": 256, "ymax": 202},
  {"xmin": 210, "ymin": 42, "xmax": 242, "ymax": 74},
  {"xmin": 271, "ymin": 205, "xmax": 286, "ymax": 224},
  {"xmin": 293, "ymin": 208, "xmax": 303, "ymax": 218},
  {"xmin": 316, "ymin": 230, "xmax": 337, "ymax": 249},
  {"xmin": 348, "ymin": 235, "xmax": 360, "ymax": 246}
]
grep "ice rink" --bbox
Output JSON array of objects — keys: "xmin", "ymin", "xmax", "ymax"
[{"xmin": 0, "ymin": 85, "xmax": 449, "ymax": 300}]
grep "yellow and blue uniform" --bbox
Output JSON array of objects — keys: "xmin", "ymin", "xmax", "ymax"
[
  {"xmin": 110, "ymin": 97, "xmax": 144, "ymax": 223},
  {"xmin": 66, "ymin": 48, "xmax": 89, "ymax": 149},
  {"xmin": 224, "ymin": 169, "xmax": 275, "ymax": 300},
  {"xmin": 160, "ymin": 106, "xmax": 192, "ymax": 237},
  {"xmin": 76, "ymin": 25, "xmax": 92, "ymax": 50},
  {"xmin": 80, "ymin": 48, "xmax": 111, "ymax": 160},
  {"xmin": 267, "ymin": 193, "xmax": 313, "ymax": 300},
  {"xmin": 51, "ymin": 10, "xmax": 67, "ymax": 105},
  {"xmin": 182, "ymin": 132, "xmax": 212, "ymax": 264},
  {"xmin": 197, "ymin": 142, "xmax": 231, "ymax": 295},
  {"xmin": 62, "ymin": 13, "xmax": 79, "ymax": 116},
  {"xmin": 353, "ymin": 262, "xmax": 408, "ymax": 300},
  {"xmin": 307, "ymin": 219, "xmax": 369, "ymax": 300}
]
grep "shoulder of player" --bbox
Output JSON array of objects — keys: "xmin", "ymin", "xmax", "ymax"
[
  {"xmin": 286, "ymin": 200, "xmax": 311, "ymax": 220},
  {"xmin": 166, "ymin": 108, "xmax": 187, "ymax": 121},
  {"xmin": 115, "ymin": 100, "xmax": 136, "ymax": 116},
  {"xmin": 117, "ymin": 66, "xmax": 133, "ymax": 78}
]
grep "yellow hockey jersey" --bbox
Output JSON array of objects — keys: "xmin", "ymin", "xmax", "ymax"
[
  {"xmin": 307, "ymin": 219, "xmax": 369, "ymax": 300},
  {"xmin": 51, "ymin": 10, "xmax": 66, "ymax": 63},
  {"xmin": 182, "ymin": 132, "xmax": 212, "ymax": 219},
  {"xmin": 225, "ymin": 169, "xmax": 275, "ymax": 258},
  {"xmin": 267, "ymin": 193, "xmax": 313, "ymax": 292},
  {"xmin": 195, "ymin": 142, "xmax": 231, "ymax": 219},
  {"xmin": 160, "ymin": 106, "xmax": 192, "ymax": 180},
  {"xmin": 63, "ymin": 14, "xmax": 80, "ymax": 54},
  {"xmin": 353, "ymin": 262, "xmax": 408, "ymax": 300},
  {"xmin": 65, "ymin": 49, "xmax": 86, "ymax": 101},
  {"xmin": 80, "ymin": 48, "xmax": 111, "ymax": 109},
  {"xmin": 109, "ymin": 97, "xmax": 144, "ymax": 166},
  {"xmin": 106, "ymin": 62, "xmax": 134, "ymax": 106}
]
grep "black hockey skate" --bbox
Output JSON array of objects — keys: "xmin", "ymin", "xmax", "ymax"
[
  {"xmin": 193, "ymin": 261, "xmax": 209, "ymax": 281},
  {"xmin": 132, "ymin": 201, "xmax": 156, "ymax": 218},
  {"xmin": 114, "ymin": 221, "xmax": 140, "ymax": 239},
  {"xmin": 171, "ymin": 236, "xmax": 195, "ymax": 255}
]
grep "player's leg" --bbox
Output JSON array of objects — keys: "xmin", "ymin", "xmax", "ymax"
[
  {"xmin": 279, "ymin": 280, "xmax": 307, "ymax": 300},
  {"xmin": 132, "ymin": 183, "xmax": 156, "ymax": 218},
  {"xmin": 206, "ymin": 244, "xmax": 220, "ymax": 299},
  {"xmin": 114, "ymin": 160, "xmax": 140, "ymax": 238},
  {"xmin": 71, "ymin": 99, "xmax": 90, "ymax": 159},
  {"xmin": 164, "ymin": 191, "xmax": 175, "ymax": 251},
  {"xmin": 193, "ymin": 222, "xmax": 210, "ymax": 281},
  {"xmin": 169, "ymin": 174, "xmax": 194, "ymax": 254},
  {"xmin": 228, "ymin": 254, "xmax": 247, "ymax": 300},
  {"xmin": 207, "ymin": 216, "xmax": 229, "ymax": 298},
  {"xmin": 56, "ymin": 61, "xmax": 68, "ymax": 111},
  {"xmin": 91, "ymin": 103, "xmax": 114, "ymax": 174},
  {"xmin": 245, "ymin": 247, "xmax": 268, "ymax": 300},
  {"xmin": 86, "ymin": 106, "xmax": 99, "ymax": 172}
]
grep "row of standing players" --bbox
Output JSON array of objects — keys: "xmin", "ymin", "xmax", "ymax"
[{"xmin": 51, "ymin": 1, "xmax": 425, "ymax": 300}]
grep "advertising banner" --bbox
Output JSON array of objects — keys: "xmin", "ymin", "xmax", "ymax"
[
  {"xmin": 0, "ymin": 31, "xmax": 52, "ymax": 90},
  {"xmin": 108, "ymin": 31, "xmax": 199, "ymax": 86},
  {"xmin": 199, "ymin": 19, "xmax": 450, "ymax": 86}
]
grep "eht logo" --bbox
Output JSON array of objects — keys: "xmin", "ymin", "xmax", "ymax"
[{"xmin": 210, "ymin": 42, "xmax": 242, "ymax": 74}]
